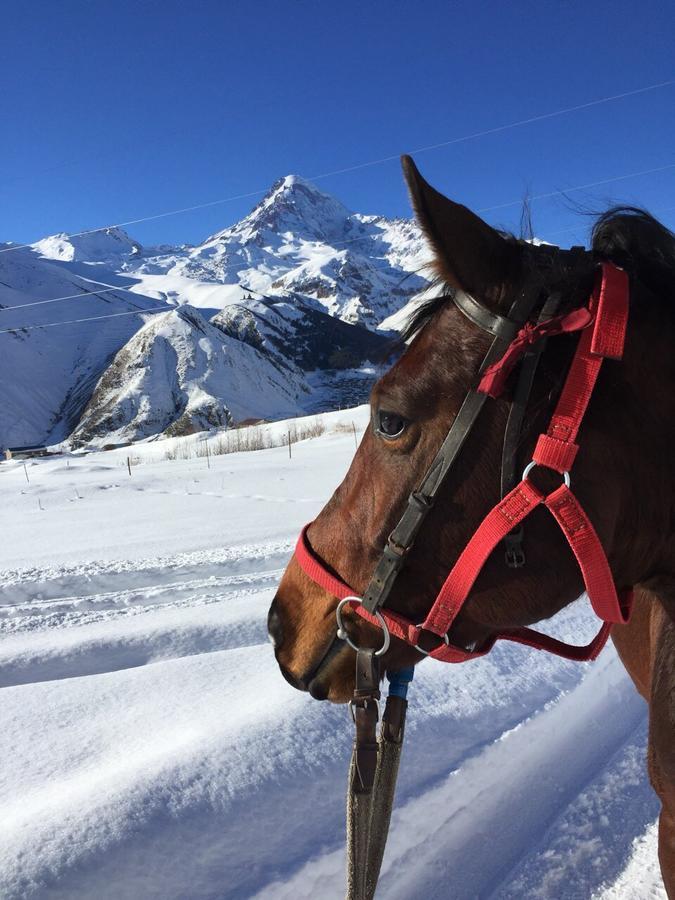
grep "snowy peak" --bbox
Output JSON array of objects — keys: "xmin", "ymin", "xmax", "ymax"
[
  {"xmin": 204, "ymin": 174, "xmax": 353, "ymax": 246},
  {"xmin": 33, "ymin": 227, "xmax": 143, "ymax": 263}
]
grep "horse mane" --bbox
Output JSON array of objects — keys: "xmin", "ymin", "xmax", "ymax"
[{"xmin": 591, "ymin": 206, "xmax": 675, "ymax": 300}]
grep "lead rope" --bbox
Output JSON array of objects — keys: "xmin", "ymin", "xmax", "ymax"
[{"xmin": 346, "ymin": 650, "xmax": 414, "ymax": 900}]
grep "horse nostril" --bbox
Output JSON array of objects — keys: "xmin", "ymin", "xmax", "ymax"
[{"xmin": 267, "ymin": 599, "xmax": 284, "ymax": 649}]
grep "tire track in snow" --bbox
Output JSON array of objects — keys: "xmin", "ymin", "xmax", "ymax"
[
  {"xmin": 259, "ymin": 652, "xmax": 650, "ymax": 900},
  {"xmin": 0, "ymin": 569, "xmax": 282, "ymax": 634},
  {"xmin": 0, "ymin": 591, "xmax": 273, "ymax": 687},
  {"xmin": 0, "ymin": 540, "xmax": 293, "ymax": 598},
  {"xmin": 0, "ymin": 542, "xmax": 289, "ymax": 686}
]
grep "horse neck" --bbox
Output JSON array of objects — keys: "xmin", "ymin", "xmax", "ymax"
[{"xmin": 614, "ymin": 280, "xmax": 675, "ymax": 597}]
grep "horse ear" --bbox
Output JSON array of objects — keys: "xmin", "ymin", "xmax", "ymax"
[{"xmin": 401, "ymin": 155, "xmax": 521, "ymax": 301}]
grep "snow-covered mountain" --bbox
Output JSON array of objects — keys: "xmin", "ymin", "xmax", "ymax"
[
  {"xmin": 0, "ymin": 246, "xmax": 160, "ymax": 448},
  {"xmin": 32, "ymin": 227, "xmax": 143, "ymax": 263},
  {"xmin": 69, "ymin": 306, "xmax": 309, "ymax": 448},
  {"xmin": 32, "ymin": 175, "xmax": 430, "ymax": 328},
  {"xmin": 211, "ymin": 293, "xmax": 391, "ymax": 372},
  {"xmin": 2, "ymin": 176, "xmax": 429, "ymax": 448}
]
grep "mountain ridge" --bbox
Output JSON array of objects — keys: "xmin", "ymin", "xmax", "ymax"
[{"xmin": 2, "ymin": 175, "xmax": 430, "ymax": 448}]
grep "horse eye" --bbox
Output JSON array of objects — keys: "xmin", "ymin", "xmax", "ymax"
[{"xmin": 376, "ymin": 411, "xmax": 407, "ymax": 439}]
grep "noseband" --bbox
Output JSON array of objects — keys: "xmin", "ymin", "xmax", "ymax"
[{"xmin": 295, "ymin": 256, "xmax": 633, "ymax": 663}]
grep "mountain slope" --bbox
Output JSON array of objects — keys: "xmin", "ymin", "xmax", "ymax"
[
  {"xmin": 69, "ymin": 305, "xmax": 309, "ymax": 447},
  {"xmin": 0, "ymin": 247, "xmax": 162, "ymax": 447},
  {"xmin": 210, "ymin": 292, "xmax": 392, "ymax": 371}
]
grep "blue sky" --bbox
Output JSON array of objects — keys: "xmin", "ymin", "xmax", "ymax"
[{"xmin": 2, "ymin": 0, "xmax": 674, "ymax": 248}]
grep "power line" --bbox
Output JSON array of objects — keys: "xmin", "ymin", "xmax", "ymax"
[
  {"xmin": 306, "ymin": 80, "xmax": 675, "ymax": 181},
  {"xmin": 541, "ymin": 204, "xmax": 675, "ymax": 242},
  {"xmin": 0, "ymin": 241, "xmax": 427, "ymax": 313},
  {"xmin": 1, "ymin": 78, "xmax": 672, "ymax": 256},
  {"xmin": 0, "ymin": 307, "xmax": 167, "ymax": 335},
  {"xmin": 478, "ymin": 161, "xmax": 675, "ymax": 213},
  {"xmin": 0, "ymin": 284, "xmax": 135, "ymax": 311},
  {"xmin": 0, "ymin": 229, "xmax": 413, "ymax": 311}
]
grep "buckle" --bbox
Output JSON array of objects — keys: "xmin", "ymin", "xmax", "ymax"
[
  {"xmin": 382, "ymin": 536, "xmax": 408, "ymax": 565},
  {"xmin": 414, "ymin": 625, "xmax": 450, "ymax": 657},
  {"xmin": 504, "ymin": 527, "xmax": 526, "ymax": 569},
  {"xmin": 336, "ymin": 596, "xmax": 391, "ymax": 657},
  {"xmin": 523, "ymin": 460, "xmax": 570, "ymax": 488},
  {"xmin": 505, "ymin": 545, "xmax": 526, "ymax": 569}
]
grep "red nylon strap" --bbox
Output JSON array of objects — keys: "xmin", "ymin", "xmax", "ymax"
[
  {"xmin": 419, "ymin": 480, "xmax": 629, "ymax": 641},
  {"xmin": 429, "ymin": 621, "xmax": 612, "ymax": 663},
  {"xmin": 295, "ymin": 525, "xmax": 352, "ymax": 600},
  {"xmin": 533, "ymin": 264, "xmax": 630, "ymax": 474},
  {"xmin": 544, "ymin": 485, "xmax": 630, "ymax": 624},
  {"xmin": 478, "ymin": 306, "xmax": 593, "ymax": 399},
  {"xmin": 421, "ymin": 479, "xmax": 544, "ymax": 636},
  {"xmin": 295, "ymin": 525, "xmax": 424, "ymax": 644}
]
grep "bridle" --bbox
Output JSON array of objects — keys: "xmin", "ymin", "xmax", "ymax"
[
  {"xmin": 295, "ymin": 252, "xmax": 633, "ymax": 663},
  {"xmin": 290, "ymin": 251, "xmax": 635, "ymax": 899}
]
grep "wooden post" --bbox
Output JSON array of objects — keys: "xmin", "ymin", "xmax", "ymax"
[
  {"xmin": 352, "ymin": 421, "xmax": 358, "ymax": 449},
  {"xmin": 23, "ymin": 463, "xmax": 30, "ymax": 483},
  {"xmin": 127, "ymin": 456, "xmax": 132, "ymax": 477},
  {"xmin": 206, "ymin": 441, "xmax": 211, "ymax": 469},
  {"xmin": 288, "ymin": 431, "xmax": 292, "ymax": 459},
  {"xmin": 38, "ymin": 497, "xmax": 44, "ymax": 511}
]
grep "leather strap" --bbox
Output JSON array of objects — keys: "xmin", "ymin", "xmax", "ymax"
[
  {"xmin": 452, "ymin": 290, "xmax": 520, "ymax": 341},
  {"xmin": 500, "ymin": 292, "xmax": 563, "ymax": 568},
  {"xmin": 361, "ymin": 280, "xmax": 544, "ymax": 614},
  {"xmin": 346, "ymin": 668, "xmax": 413, "ymax": 900}
]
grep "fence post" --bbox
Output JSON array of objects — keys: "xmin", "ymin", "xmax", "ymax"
[
  {"xmin": 127, "ymin": 456, "xmax": 132, "ymax": 477},
  {"xmin": 352, "ymin": 421, "xmax": 358, "ymax": 449}
]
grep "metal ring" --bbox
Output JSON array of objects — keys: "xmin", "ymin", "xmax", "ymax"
[
  {"xmin": 414, "ymin": 625, "xmax": 450, "ymax": 657},
  {"xmin": 335, "ymin": 596, "xmax": 391, "ymax": 657},
  {"xmin": 522, "ymin": 460, "xmax": 571, "ymax": 488}
]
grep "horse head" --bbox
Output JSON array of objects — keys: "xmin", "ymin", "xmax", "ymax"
[{"xmin": 268, "ymin": 155, "xmax": 671, "ymax": 703}]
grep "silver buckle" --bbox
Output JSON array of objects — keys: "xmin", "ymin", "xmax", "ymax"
[
  {"xmin": 414, "ymin": 625, "xmax": 450, "ymax": 656},
  {"xmin": 522, "ymin": 460, "xmax": 570, "ymax": 488},
  {"xmin": 336, "ymin": 596, "xmax": 391, "ymax": 657}
]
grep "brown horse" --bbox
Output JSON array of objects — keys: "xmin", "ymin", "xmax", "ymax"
[{"xmin": 268, "ymin": 156, "xmax": 675, "ymax": 894}]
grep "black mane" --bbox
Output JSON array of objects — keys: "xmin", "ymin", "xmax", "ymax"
[{"xmin": 592, "ymin": 206, "xmax": 675, "ymax": 299}]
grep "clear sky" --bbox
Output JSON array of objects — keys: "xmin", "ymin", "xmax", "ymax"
[{"xmin": 2, "ymin": 0, "xmax": 674, "ymax": 249}]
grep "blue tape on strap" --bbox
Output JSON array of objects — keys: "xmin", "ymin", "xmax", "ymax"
[{"xmin": 386, "ymin": 666, "xmax": 415, "ymax": 700}]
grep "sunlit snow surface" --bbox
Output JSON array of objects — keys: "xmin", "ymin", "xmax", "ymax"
[{"xmin": 0, "ymin": 407, "xmax": 664, "ymax": 899}]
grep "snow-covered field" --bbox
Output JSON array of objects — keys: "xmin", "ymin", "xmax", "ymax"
[{"xmin": 0, "ymin": 406, "xmax": 665, "ymax": 899}]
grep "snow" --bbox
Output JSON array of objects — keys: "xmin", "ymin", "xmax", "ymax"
[{"xmin": 0, "ymin": 407, "xmax": 664, "ymax": 899}]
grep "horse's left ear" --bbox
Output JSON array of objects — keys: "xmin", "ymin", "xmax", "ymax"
[{"xmin": 402, "ymin": 155, "xmax": 522, "ymax": 301}]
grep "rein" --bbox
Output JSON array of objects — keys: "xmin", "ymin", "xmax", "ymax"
[{"xmin": 293, "ymin": 259, "xmax": 634, "ymax": 899}]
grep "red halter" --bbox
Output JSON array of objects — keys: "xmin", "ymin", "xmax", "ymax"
[{"xmin": 294, "ymin": 263, "xmax": 633, "ymax": 664}]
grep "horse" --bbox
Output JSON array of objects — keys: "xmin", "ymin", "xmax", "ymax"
[{"xmin": 267, "ymin": 155, "xmax": 675, "ymax": 895}]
